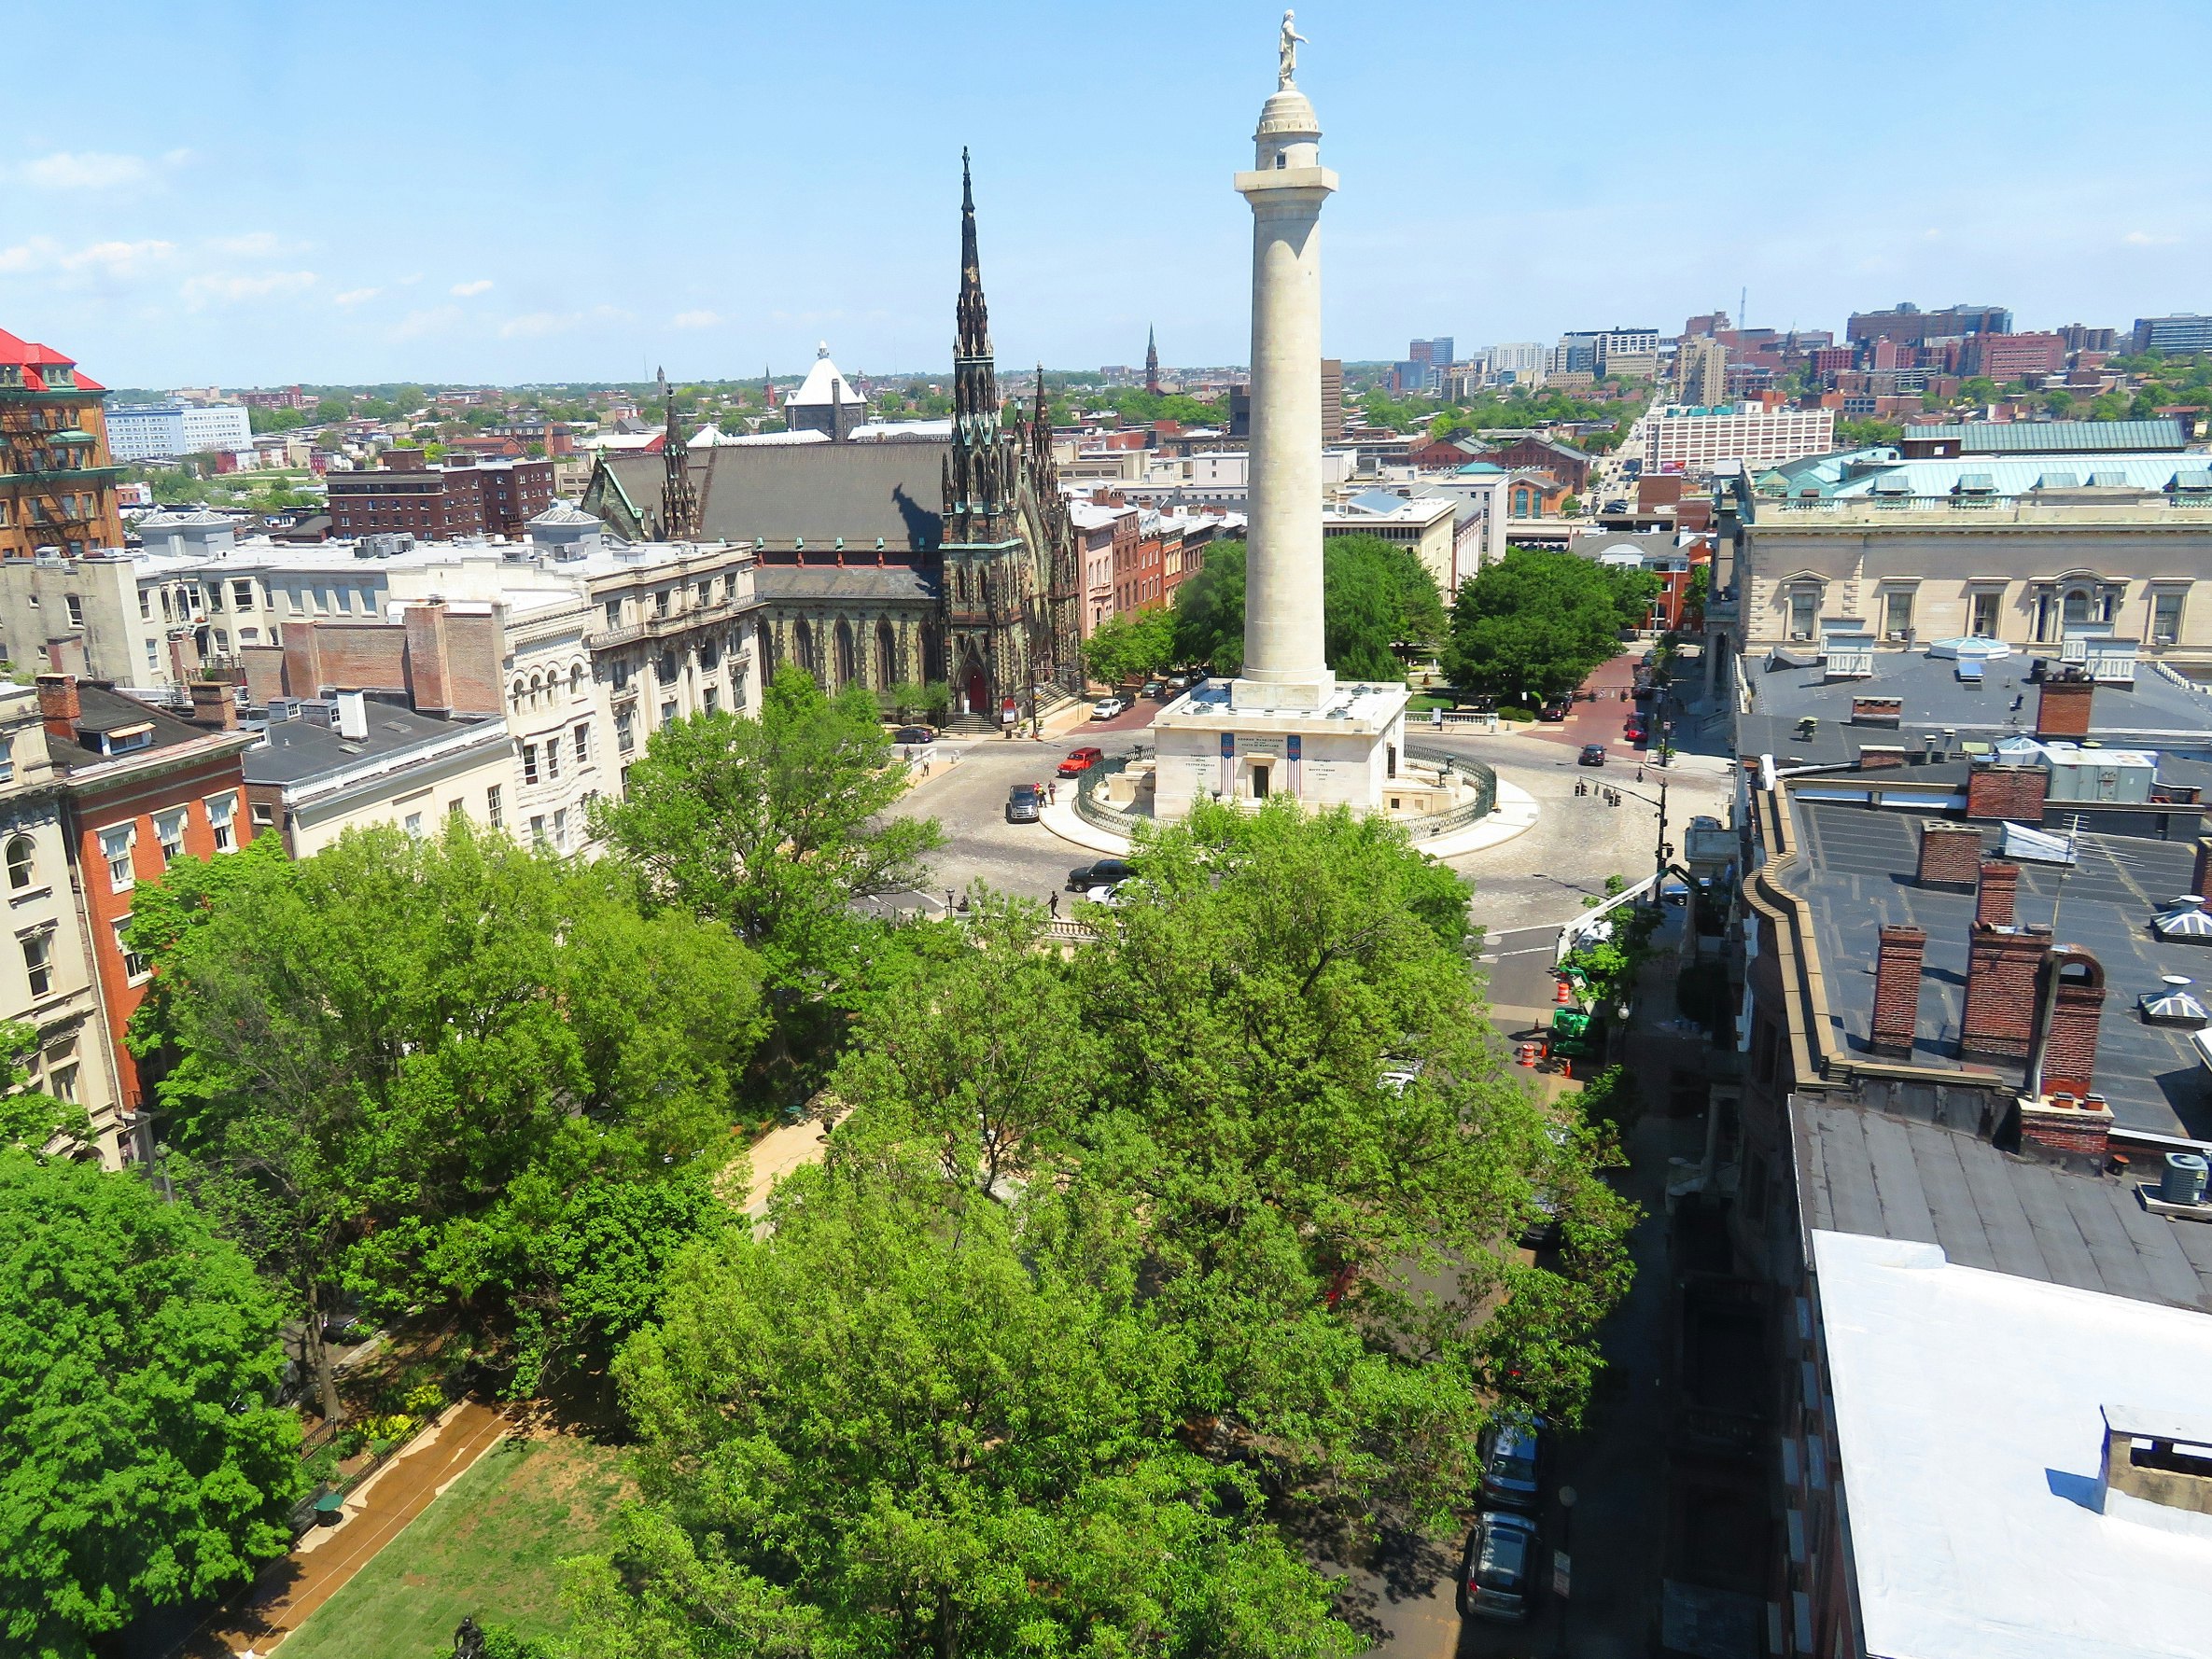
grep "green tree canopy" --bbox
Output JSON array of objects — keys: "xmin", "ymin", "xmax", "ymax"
[
  {"xmin": 587, "ymin": 665, "xmax": 943, "ymax": 1079},
  {"xmin": 590, "ymin": 1160, "xmax": 1353, "ymax": 1659},
  {"xmin": 1082, "ymin": 606, "xmax": 1178, "ymax": 686},
  {"xmin": 1174, "ymin": 536, "xmax": 1445, "ymax": 682},
  {"xmin": 0, "ymin": 1152, "xmax": 303, "ymax": 1659},
  {"xmin": 1444, "ymin": 546, "xmax": 1658, "ymax": 702},
  {"xmin": 129, "ymin": 822, "xmax": 766, "ymax": 1396}
]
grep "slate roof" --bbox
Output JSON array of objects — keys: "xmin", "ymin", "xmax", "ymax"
[
  {"xmin": 1796, "ymin": 1100, "xmax": 2212, "ymax": 1313},
  {"xmin": 1744, "ymin": 648, "xmax": 2212, "ymax": 746},
  {"xmin": 751, "ymin": 565, "xmax": 939, "ymax": 605},
  {"xmin": 598, "ymin": 444, "xmax": 949, "ymax": 551},
  {"xmin": 44, "ymin": 684, "xmax": 217, "ymax": 770},
  {"xmin": 1781, "ymin": 804, "xmax": 2212, "ymax": 1136},
  {"xmin": 243, "ymin": 704, "xmax": 504, "ymax": 788}
]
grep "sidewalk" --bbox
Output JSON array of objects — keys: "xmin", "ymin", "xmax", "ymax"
[{"xmin": 184, "ymin": 1401, "xmax": 511, "ymax": 1657}]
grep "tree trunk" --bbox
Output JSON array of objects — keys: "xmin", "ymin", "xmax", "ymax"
[{"xmin": 304, "ymin": 1278, "xmax": 345, "ymax": 1424}]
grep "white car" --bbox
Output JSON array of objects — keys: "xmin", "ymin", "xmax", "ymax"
[
  {"xmin": 1083, "ymin": 882, "xmax": 1124, "ymax": 906},
  {"xmin": 1091, "ymin": 696, "xmax": 1131, "ymax": 720}
]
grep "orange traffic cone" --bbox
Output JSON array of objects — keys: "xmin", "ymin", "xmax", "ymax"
[
  {"xmin": 1516, "ymin": 1039, "xmax": 1539, "ymax": 1067},
  {"xmin": 1554, "ymin": 978, "xmax": 1574, "ymax": 1005}
]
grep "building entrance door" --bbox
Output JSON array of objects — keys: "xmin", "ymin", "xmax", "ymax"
[{"xmin": 1252, "ymin": 762, "xmax": 1270, "ymax": 800}]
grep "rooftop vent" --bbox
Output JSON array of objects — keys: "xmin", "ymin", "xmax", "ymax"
[
  {"xmin": 2139, "ymin": 975, "xmax": 2209, "ymax": 1025},
  {"xmin": 2151, "ymin": 895, "xmax": 2212, "ymax": 943},
  {"xmin": 2094, "ymin": 1404, "xmax": 2212, "ymax": 1537}
]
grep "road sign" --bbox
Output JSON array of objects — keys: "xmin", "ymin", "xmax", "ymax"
[{"xmin": 1552, "ymin": 1550, "xmax": 1571, "ymax": 1598}]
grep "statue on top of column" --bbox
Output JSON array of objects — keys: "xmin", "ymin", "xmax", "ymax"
[{"xmin": 1278, "ymin": 11, "xmax": 1307, "ymax": 89}]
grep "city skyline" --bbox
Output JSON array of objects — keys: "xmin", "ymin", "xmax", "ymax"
[{"xmin": 1, "ymin": 0, "xmax": 2206, "ymax": 386}]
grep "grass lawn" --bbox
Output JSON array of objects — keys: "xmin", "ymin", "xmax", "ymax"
[{"xmin": 279, "ymin": 1434, "xmax": 634, "ymax": 1659}]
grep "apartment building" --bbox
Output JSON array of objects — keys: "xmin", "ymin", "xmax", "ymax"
[
  {"xmin": 0, "ymin": 328, "xmax": 125, "ymax": 561},
  {"xmin": 35, "ymin": 674, "xmax": 258, "ymax": 1128},
  {"xmin": 326, "ymin": 451, "xmax": 553, "ymax": 539},
  {"xmin": 241, "ymin": 690, "xmax": 516, "ymax": 857},
  {"xmin": 1639, "ymin": 402, "xmax": 1837, "ymax": 474},
  {"xmin": 0, "ymin": 682, "xmax": 118, "ymax": 1160},
  {"xmin": 1, "ymin": 509, "xmax": 761, "ymax": 853},
  {"xmin": 102, "ymin": 401, "xmax": 253, "ymax": 464}
]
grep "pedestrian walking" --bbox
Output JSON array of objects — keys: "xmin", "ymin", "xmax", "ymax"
[
  {"xmin": 1047, "ymin": 779, "xmax": 1057, "ymax": 805},
  {"xmin": 1049, "ymin": 891, "xmax": 1060, "ymax": 917}
]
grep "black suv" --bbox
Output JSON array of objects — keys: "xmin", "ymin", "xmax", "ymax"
[{"xmin": 1068, "ymin": 857, "xmax": 1134, "ymax": 891}]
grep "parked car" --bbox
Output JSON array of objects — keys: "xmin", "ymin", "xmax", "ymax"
[
  {"xmin": 1538, "ymin": 697, "xmax": 1572, "ymax": 722},
  {"xmin": 1477, "ymin": 1415, "xmax": 1546, "ymax": 1514},
  {"xmin": 1007, "ymin": 784, "xmax": 1042, "ymax": 824},
  {"xmin": 1082, "ymin": 882, "xmax": 1127, "ymax": 906},
  {"xmin": 892, "ymin": 724, "xmax": 937, "ymax": 746},
  {"xmin": 1462, "ymin": 1511, "xmax": 1541, "ymax": 1622},
  {"xmin": 1578, "ymin": 744, "xmax": 1607, "ymax": 767},
  {"xmin": 1068, "ymin": 857, "xmax": 1134, "ymax": 891},
  {"xmin": 1057, "ymin": 746, "xmax": 1105, "ymax": 776},
  {"xmin": 1141, "ymin": 679, "xmax": 1167, "ymax": 699},
  {"xmin": 1091, "ymin": 696, "xmax": 1131, "ymax": 720}
]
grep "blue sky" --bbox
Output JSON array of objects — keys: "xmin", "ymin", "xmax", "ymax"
[{"xmin": 2, "ymin": 0, "xmax": 2205, "ymax": 387}]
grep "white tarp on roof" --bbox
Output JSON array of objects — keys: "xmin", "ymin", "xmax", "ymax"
[
  {"xmin": 1813, "ymin": 1229, "xmax": 2212, "ymax": 1659},
  {"xmin": 2000, "ymin": 821, "xmax": 2078, "ymax": 864}
]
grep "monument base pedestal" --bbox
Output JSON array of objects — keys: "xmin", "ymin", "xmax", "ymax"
[{"xmin": 1150, "ymin": 676, "xmax": 1412, "ymax": 818}]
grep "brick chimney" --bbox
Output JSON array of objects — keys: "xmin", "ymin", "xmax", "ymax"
[
  {"xmin": 1966, "ymin": 763, "xmax": 2048, "ymax": 823},
  {"xmin": 1869, "ymin": 925, "xmax": 1926, "ymax": 1057},
  {"xmin": 188, "ymin": 678, "xmax": 238, "ymax": 731},
  {"xmin": 2192, "ymin": 835, "xmax": 2212, "ymax": 902},
  {"xmin": 1916, "ymin": 821, "xmax": 1983, "ymax": 890},
  {"xmin": 2028, "ymin": 945, "xmax": 2106, "ymax": 1101},
  {"xmin": 1975, "ymin": 858, "xmax": 2021, "ymax": 928},
  {"xmin": 35, "ymin": 673, "xmax": 79, "ymax": 741},
  {"xmin": 2036, "ymin": 669, "xmax": 2093, "ymax": 739},
  {"xmin": 2017, "ymin": 943, "xmax": 2112, "ymax": 1167},
  {"xmin": 1961, "ymin": 924, "xmax": 2051, "ymax": 1063},
  {"xmin": 402, "ymin": 600, "xmax": 454, "ymax": 717}
]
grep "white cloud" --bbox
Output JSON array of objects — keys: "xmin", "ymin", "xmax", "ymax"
[
  {"xmin": 450, "ymin": 278, "xmax": 494, "ymax": 297},
  {"xmin": 182, "ymin": 270, "xmax": 316, "ymax": 305},
  {"xmin": 333, "ymin": 286, "xmax": 382, "ymax": 307},
  {"xmin": 2124, "ymin": 230, "xmax": 2180, "ymax": 246},
  {"xmin": 16, "ymin": 150, "xmax": 151, "ymax": 189},
  {"xmin": 673, "ymin": 309, "xmax": 724, "ymax": 329},
  {"xmin": 60, "ymin": 238, "xmax": 175, "ymax": 275}
]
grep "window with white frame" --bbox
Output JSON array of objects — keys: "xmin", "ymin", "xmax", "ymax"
[
  {"xmin": 2152, "ymin": 589, "xmax": 2185, "ymax": 646},
  {"xmin": 522, "ymin": 743, "xmax": 539, "ymax": 784},
  {"xmin": 97, "ymin": 824, "xmax": 134, "ymax": 891},
  {"xmin": 1969, "ymin": 591, "xmax": 2001, "ymax": 638},
  {"xmin": 486, "ymin": 784, "xmax": 503, "ymax": 827},
  {"xmin": 615, "ymin": 709, "xmax": 634, "ymax": 753},
  {"xmin": 20, "ymin": 929, "xmax": 51, "ymax": 997},
  {"xmin": 572, "ymin": 725, "xmax": 589, "ymax": 766},
  {"xmin": 1787, "ymin": 588, "xmax": 1819, "ymax": 641},
  {"xmin": 5, "ymin": 836, "xmax": 33, "ymax": 890},
  {"xmin": 545, "ymin": 740, "xmax": 560, "ymax": 782},
  {"xmin": 205, "ymin": 792, "xmax": 238, "ymax": 851},
  {"xmin": 553, "ymin": 807, "xmax": 567, "ymax": 850},
  {"xmin": 115, "ymin": 917, "xmax": 150, "ymax": 984},
  {"xmin": 153, "ymin": 807, "xmax": 188, "ymax": 864},
  {"xmin": 1882, "ymin": 589, "xmax": 1913, "ymax": 641}
]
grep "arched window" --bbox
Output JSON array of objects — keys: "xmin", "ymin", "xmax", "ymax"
[
  {"xmin": 875, "ymin": 620, "xmax": 898, "ymax": 689},
  {"xmin": 528, "ymin": 673, "xmax": 544, "ymax": 704},
  {"xmin": 511, "ymin": 678, "xmax": 527, "ymax": 707},
  {"xmin": 793, "ymin": 620, "xmax": 817, "ymax": 679},
  {"xmin": 568, "ymin": 663, "xmax": 584, "ymax": 698},
  {"xmin": 655, "ymin": 650, "xmax": 679, "ymax": 686},
  {"xmin": 834, "ymin": 620, "xmax": 857, "ymax": 689},
  {"xmin": 699, "ymin": 635, "xmax": 721, "ymax": 671},
  {"xmin": 5, "ymin": 836, "xmax": 33, "ymax": 890},
  {"xmin": 2062, "ymin": 586, "xmax": 2095, "ymax": 627}
]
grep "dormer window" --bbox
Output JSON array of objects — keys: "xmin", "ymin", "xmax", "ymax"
[{"xmin": 100, "ymin": 724, "xmax": 155, "ymax": 756}]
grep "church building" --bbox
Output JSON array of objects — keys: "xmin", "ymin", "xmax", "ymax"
[{"xmin": 581, "ymin": 154, "xmax": 1081, "ymax": 722}]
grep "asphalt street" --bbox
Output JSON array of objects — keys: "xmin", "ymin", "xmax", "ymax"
[{"xmin": 881, "ymin": 692, "xmax": 1732, "ymax": 997}]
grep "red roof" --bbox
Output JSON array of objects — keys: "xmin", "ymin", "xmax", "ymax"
[{"xmin": 0, "ymin": 326, "xmax": 101, "ymax": 391}]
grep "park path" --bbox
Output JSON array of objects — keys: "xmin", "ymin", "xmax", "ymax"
[{"xmin": 184, "ymin": 1400, "xmax": 511, "ymax": 1657}]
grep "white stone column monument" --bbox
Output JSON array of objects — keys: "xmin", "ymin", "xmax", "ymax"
[
  {"xmin": 1142, "ymin": 14, "xmax": 1413, "ymax": 820},
  {"xmin": 1231, "ymin": 16, "xmax": 1336, "ymax": 713}
]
